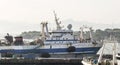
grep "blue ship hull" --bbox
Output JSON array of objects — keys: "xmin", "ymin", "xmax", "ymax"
[{"xmin": 0, "ymin": 47, "xmax": 100, "ymax": 54}]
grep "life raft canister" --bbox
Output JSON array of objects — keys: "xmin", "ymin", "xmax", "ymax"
[{"xmin": 67, "ymin": 46, "xmax": 76, "ymax": 52}]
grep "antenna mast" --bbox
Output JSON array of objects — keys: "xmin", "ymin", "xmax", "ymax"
[{"xmin": 53, "ymin": 11, "xmax": 61, "ymax": 30}]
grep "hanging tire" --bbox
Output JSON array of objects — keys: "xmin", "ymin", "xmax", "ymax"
[
  {"xmin": 67, "ymin": 46, "xmax": 76, "ymax": 52},
  {"xmin": 41, "ymin": 52, "xmax": 50, "ymax": 58}
]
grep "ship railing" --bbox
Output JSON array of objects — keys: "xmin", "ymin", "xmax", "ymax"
[{"xmin": 43, "ymin": 42, "xmax": 100, "ymax": 49}]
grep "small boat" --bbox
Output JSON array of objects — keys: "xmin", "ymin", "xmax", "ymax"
[{"xmin": 82, "ymin": 37, "xmax": 119, "ymax": 65}]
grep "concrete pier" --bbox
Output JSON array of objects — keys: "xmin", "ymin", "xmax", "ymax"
[{"xmin": 0, "ymin": 58, "xmax": 83, "ymax": 65}]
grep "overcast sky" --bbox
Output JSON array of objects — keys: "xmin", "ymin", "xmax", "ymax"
[{"xmin": 0, "ymin": 0, "xmax": 120, "ymax": 36}]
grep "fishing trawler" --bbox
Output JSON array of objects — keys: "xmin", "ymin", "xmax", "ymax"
[{"xmin": 0, "ymin": 12, "xmax": 103, "ymax": 58}]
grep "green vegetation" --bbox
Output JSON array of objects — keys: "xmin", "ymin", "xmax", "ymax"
[
  {"xmin": 20, "ymin": 28, "xmax": 120, "ymax": 42},
  {"xmin": 20, "ymin": 31, "xmax": 41, "ymax": 39},
  {"xmin": 92, "ymin": 28, "xmax": 120, "ymax": 42}
]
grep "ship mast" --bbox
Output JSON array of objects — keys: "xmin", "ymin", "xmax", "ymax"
[
  {"xmin": 89, "ymin": 27, "xmax": 93, "ymax": 41},
  {"xmin": 53, "ymin": 11, "xmax": 62, "ymax": 30},
  {"xmin": 41, "ymin": 22, "xmax": 50, "ymax": 41},
  {"xmin": 41, "ymin": 22, "xmax": 46, "ymax": 41},
  {"xmin": 80, "ymin": 27, "xmax": 84, "ymax": 42},
  {"xmin": 112, "ymin": 37, "xmax": 117, "ymax": 65}
]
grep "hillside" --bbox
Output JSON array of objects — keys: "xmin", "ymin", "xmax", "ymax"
[{"xmin": 20, "ymin": 28, "xmax": 120, "ymax": 42}]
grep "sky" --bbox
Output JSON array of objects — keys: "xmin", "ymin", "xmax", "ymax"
[{"xmin": 0, "ymin": 0, "xmax": 120, "ymax": 36}]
